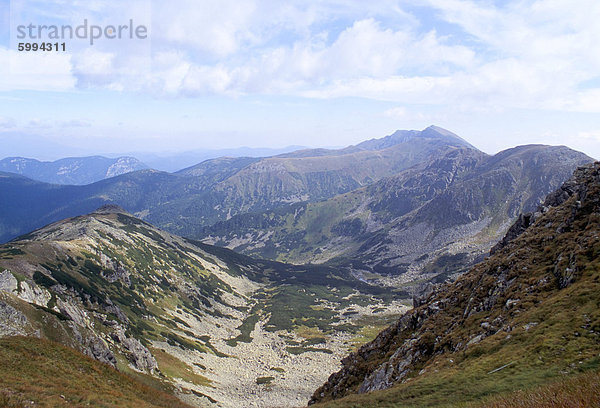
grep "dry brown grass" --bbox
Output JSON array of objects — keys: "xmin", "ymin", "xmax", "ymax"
[
  {"xmin": 0, "ymin": 336, "xmax": 193, "ymax": 408},
  {"xmin": 480, "ymin": 371, "xmax": 600, "ymax": 408}
]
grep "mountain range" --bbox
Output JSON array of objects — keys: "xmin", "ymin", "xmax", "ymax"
[
  {"xmin": 0, "ymin": 127, "xmax": 592, "ymax": 285},
  {"xmin": 0, "ymin": 127, "xmax": 593, "ymax": 297},
  {"xmin": 0, "ymin": 156, "xmax": 148, "ymax": 185},
  {"xmin": 0, "ymin": 126, "xmax": 480, "ymax": 243},
  {"xmin": 201, "ymin": 143, "xmax": 591, "ymax": 285},
  {"xmin": 1, "ymin": 161, "xmax": 598, "ymax": 407}
]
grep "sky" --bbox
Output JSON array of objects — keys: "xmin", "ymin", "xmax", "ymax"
[{"xmin": 0, "ymin": 0, "xmax": 599, "ymax": 160}]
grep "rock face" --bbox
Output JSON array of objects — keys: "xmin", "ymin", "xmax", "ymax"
[
  {"xmin": 491, "ymin": 164, "xmax": 597, "ymax": 254},
  {"xmin": 0, "ymin": 270, "xmax": 18, "ymax": 292},
  {"xmin": 112, "ymin": 327, "xmax": 157, "ymax": 373},
  {"xmin": 309, "ymin": 162, "xmax": 600, "ymax": 405}
]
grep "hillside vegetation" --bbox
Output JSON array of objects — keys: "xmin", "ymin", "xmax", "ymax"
[
  {"xmin": 310, "ymin": 162, "xmax": 600, "ymax": 407},
  {"xmin": 203, "ymin": 144, "xmax": 592, "ymax": 290},
  {"xmin": 0, "ymin": 205, "xmax": 407, "ymax": 407}
]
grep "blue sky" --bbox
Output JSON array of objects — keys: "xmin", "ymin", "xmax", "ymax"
[{"xmin": 1, "ymin": 0, "xmax": 599, "ymax": 159}]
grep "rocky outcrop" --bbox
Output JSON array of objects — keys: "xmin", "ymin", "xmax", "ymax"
[
  {"xmin": 111, "ymin": 327, "xmax": 158, "ymax": 373},
  {"xmin": 70, "ymin": 323, "xmax": 117, "ymax": 367},
  {"xmin": 489, "ymin": 213, "xmax": 534, "ymax": 254},
  {"xmin": 16, "ymin": 280, "xmax": 52, "ymax": 307},
  {"xmin": 98, "ymin": 253, "xmax": 131, "ymax": 286},
  {"xmin": 1, "ymin": 269, "xmax": 53, "ymax": 308},
  {"xmin": 491, "ymin": 163, "xmax": 600, "ymax": 254},
  {"xmin": 0, "ymin": 299, "xmax": 30, "ymax": 337},
  {"xmin": 0, "ymin": 270, "xmax": 18, "ymax": 292}
]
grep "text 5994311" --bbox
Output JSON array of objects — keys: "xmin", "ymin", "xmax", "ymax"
[{"xmin": 17, "ymin": 42, "xmax": 66, "ymax": 52}]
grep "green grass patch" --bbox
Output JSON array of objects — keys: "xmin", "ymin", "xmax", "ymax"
[
  {"xmin": 152, "ymin": 348, "xmax": 212, "ymax": 387},
  {"xmin": 286, "ymin": 346, "xmax": 333, "ymax": 355},
  {"xmin": 226, "ymin": 311, "xmax": 261, "ymax": 346},
  {"xmin": 256, "ymin": 376, "xmax": 275, "ymax": 385}
]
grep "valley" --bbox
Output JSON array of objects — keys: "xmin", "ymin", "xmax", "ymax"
[
  {"xmin": 2, "ymin": 1, "xmax": 597, "ymax": 406},
  {"xmin": 0, "ymin": 205, "xmax": 408, "ymax": 407}
]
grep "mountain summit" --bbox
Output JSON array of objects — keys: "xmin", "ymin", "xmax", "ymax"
[
  {"xmin": 0, "ymin": 127, "xmax": 486, "ymax": 244},
  {"xmin": 355, "ymin": 125, "xmax": 476, "ymax": 151}
]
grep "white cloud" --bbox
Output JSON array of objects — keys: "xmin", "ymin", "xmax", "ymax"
[
  {"xmin": 152, "ymin": 0, "xmax": 257, "ymax": 57},
  {"xmin": 73, "ymin": 48, "xmax": 115, "ymax": 75},
  {"xmin": 383, "ymin": 106, "xmax": 447, "ymax": 122},
  {"xmin": 2, "ymin": 0, "xmax": 600, "ymax": 116},
  {"xmin": 138, "ymin": 16, "xmax": 477, "ymax": 97},
  {"xmin": 0, "ymin": 47, "xmax": 76, "ymax": 92}
]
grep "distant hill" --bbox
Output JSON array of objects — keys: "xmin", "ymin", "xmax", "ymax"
[
  {"xmin": 310, "ymin": 161, "xmax": 600, "ymax": 407},
  {"xmin": 137, "ymin": 145, "xmax": 307, "ymax": 172},
  {"xmin": 0, "ymin": 155, "xmax": 149, "ymax": 185},
  {"xmin": 354, "ymin": 125, "xmax": 475, "ymax": 151}
]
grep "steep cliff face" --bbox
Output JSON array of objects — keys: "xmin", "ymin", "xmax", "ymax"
[{"xmin": 310, "ymin": 162, "xmax": 600, "ymax": 407}]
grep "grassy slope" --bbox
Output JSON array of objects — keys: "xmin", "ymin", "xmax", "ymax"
[
  {"xmin": 311, "ymin": 165, "xmax": 600, "ymax": 407},
  {"xmin": 0, "ymin": 336, "xmax": 192, "ymax": 408},
  {"xmin": 478, "ymin": 370, "xmax": 600, "ymax": 408}
]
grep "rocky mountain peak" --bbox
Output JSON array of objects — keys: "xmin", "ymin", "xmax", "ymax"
[{"xmin": 355, "ymin": 125, "xmax": 477, "ymax": 151}]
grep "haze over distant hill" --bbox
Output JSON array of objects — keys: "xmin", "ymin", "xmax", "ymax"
[
  {"xmin": 0, "ymin": 126, "xmax": 476, "ymax": 243},
  {"xmin": 0, "ymin": 156, "xmax": 148, "ymax": 185},
  {"xmin": 133, "ymin": 145, "xmax": 308, "ymax": 172}
]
